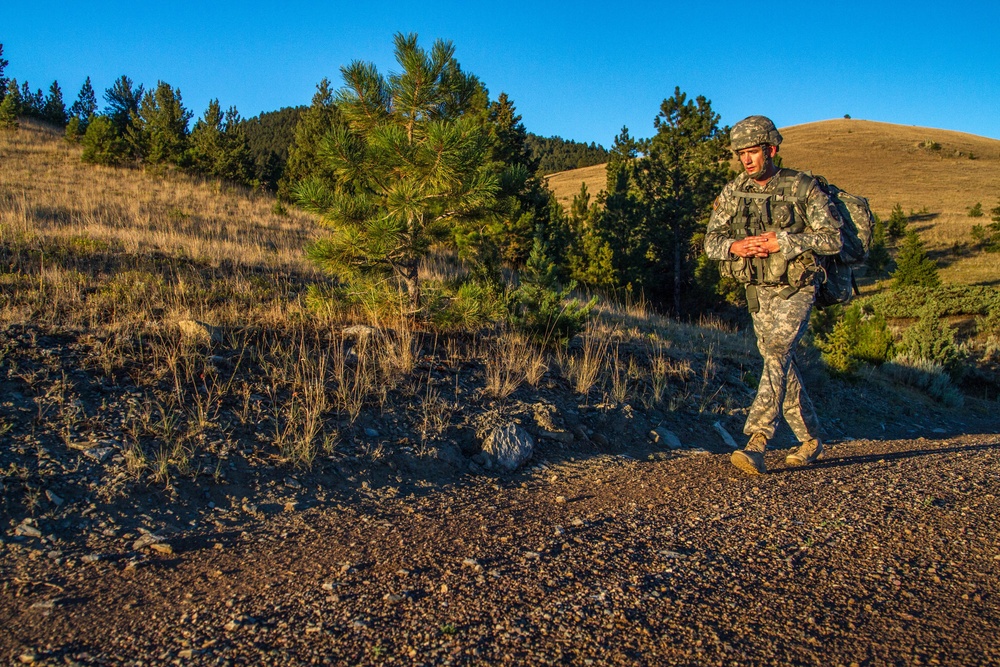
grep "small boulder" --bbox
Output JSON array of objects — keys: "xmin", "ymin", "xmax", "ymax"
[
  {"xmin": 482, "ymin": 424, "xmax": 534, "ymax": 472},
  {"xmin": 650, "ymin": 427, "xmax": 683, "ymax": 450}
]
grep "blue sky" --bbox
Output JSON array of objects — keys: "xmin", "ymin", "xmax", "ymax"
[{"xmin": 6, "ymin": 1, "xmax": 999, "ymax": 145}]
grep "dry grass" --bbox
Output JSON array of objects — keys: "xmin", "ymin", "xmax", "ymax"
[
  {"xmin": 543, "ymin": 163, "xmax": 606, "ymax": 210},
  {"xmin": 546, "ymin": 119, "xmax": 1000, "ymax": 286}
]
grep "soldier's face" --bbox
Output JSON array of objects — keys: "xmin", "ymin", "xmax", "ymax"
[{"xmin": 736, "ymin": 145, "xmax": 776, "ymax": 179}]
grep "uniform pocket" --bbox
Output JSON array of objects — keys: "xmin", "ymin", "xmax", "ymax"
[{"xmin": 720, "ymin": 258, "xmax": 753, "ymax": 284}]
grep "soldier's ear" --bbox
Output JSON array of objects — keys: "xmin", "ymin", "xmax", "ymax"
[{"xmin": 766, "ymin": 145, "xmax": 779, "ymax": 158}]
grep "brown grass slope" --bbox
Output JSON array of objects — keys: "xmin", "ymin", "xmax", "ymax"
[
  {"xmin": 544, "ymin": 163, "xmax": 607, "ymax": 210},
  {"xmin": 545, "ymin": 119, "xmax": 1000, "ymax": 284}
]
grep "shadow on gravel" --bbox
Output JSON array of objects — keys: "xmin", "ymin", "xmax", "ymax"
[{"xmin": 773, "ymin": 440, "xmax": 1000, "ymax": 475}]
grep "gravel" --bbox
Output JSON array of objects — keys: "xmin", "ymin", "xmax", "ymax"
[{"xmin": 2, "ymin": 434, "xmax": 998, "ymax": 666}]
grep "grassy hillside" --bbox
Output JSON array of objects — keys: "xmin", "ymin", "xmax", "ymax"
[
  {"xmin": 544, "ymin": 163, "xmax": 607, "ymax": 210},
  {"xmin": 545, "ymin": 119, "xmax": 1000, "ymax": 285}
]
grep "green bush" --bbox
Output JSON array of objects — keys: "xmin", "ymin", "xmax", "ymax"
[
  {"xmin": 968, "ymin": 202, "xmax": 984, "ymax": 218},
  {"xmin": 81, "ymin": 115, "xmax": 130, "ymax": 166},
  {"xmin": 898, "ymin": 304, "xmax": 962, "ymax": 375},
  {"xmin": 977, "ymin": 305, "xmax": 1000, "ymax": 339},
  {"xmin": 891, "ymin": 231, "xmax": 940, "ymax": 289},
  {"xmin": 879, "ymin": 356, "xmax": 964, "ymax": 408},
  {"xmin": 426, "ymin": 281, "xmax": 507, "ymax": 332},
  {"xmin": 886, "ymin": 203, "xmax": 908, "ymax": 238},
  {"xmin": 814, "ymin": 303, "xmax": 894, "ymax": 376},
  {"xmin": 862, "ymin": 285, "xmax": 1000, "ymax": 318}
]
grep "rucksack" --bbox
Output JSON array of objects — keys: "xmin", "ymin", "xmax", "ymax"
[
  {"xmin": 807, "ymin": 174, "xmax": 876, "ymax": 308},
  {"xmin": 760, "ymin": 171, "xmax": 875, "ymax": 308}
]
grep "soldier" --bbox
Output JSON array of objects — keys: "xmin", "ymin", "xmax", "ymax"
[{"xmin": 704, "ymin": 116, "xmax": 843, "ymax": 475}]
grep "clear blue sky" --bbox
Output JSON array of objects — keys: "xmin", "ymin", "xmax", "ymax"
[{"xmin": 6, "ymin": 1, "xmax": 999, "ymax": 145}]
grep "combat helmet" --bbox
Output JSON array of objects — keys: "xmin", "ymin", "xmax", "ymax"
[{"xmin": 731, "ymin": 115, "xmax": 782, "ymax": 151}]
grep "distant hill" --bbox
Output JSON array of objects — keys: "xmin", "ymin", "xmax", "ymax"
[
  {"xmin": 525, "ymin": 134, "xmax": 608, "ymax": 175},
  {"xmin": 544, "ymin": 163, "xmax": 607, "ymax": 208},
  {"xmin": 544, "ymin": 119, "xmax": 1000, "ymax": 284}
]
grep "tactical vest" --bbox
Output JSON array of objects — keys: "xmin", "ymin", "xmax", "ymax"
[{"xmin": 720, "ymin": 168, "xmax": 819, "ymax": 289}]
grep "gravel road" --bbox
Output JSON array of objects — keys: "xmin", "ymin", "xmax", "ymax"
[{"xmin": 3, "ymin": 434, "xmax": 999, "ymax": 666}]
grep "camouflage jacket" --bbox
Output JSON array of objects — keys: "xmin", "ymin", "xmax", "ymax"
[{"xmin": 704, "ymin": 168, "xmax": 842, "ymax": 286}]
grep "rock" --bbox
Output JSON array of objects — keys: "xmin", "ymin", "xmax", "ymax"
[
  {"xmin": 482, "ymin": 424, "xmax": 534, "ymax": 472},
  {"xmin": 539, "ymin": 429, "xmax": 574, "ymax": 444},
  {"xmin": 342, "ymin": 325, "xmax": 377, "ymax": 340},
  {"xmin": 431, "ymin": 442, "xmax": 463, "ymax": 467},
  {"xmin": 176, "ymin": 319, "xmax": 220, "ymax": 345},
  {"xmin": 650, "ymin": 427, "xmax": 684, "ymax": 450},
  {"xmin": 150, "ymin": 543, "xmax": 174, "ymax": 555},
  {"xmin": 83, "ymin": 447, "xmax": 113, "ymax": 462},
  {"xmin": 133, "ymin": 533, "xmax": 165, "ymax": 551},
  {"xmin": 592, "ymin": 433, "xmax": 609, "ymax": 447},
  {"xmin": 45, "ymin": 490, "xmax": 64, "ymax": 506},
  {"xmin": 555, "ymin": 496, "xmax": 567, "ymax": 504},
  {"xmin": 15, "ymin": 523, "xmax": 42, "ymax": 539},
  {"xmin": 66, "ymin": 440, "xmax": 97, "ymax": 452},
  {"xmin": 364, "ymin": 428, "xmax": 379, "ymax": 438},
  {"xmin": 712, "ymin": 421, "xmax": 739, "ymax": 449},
  {"xmin": 462, "ymin": 558, "xmax": 483, "ymax": 572},
  {"xmin": 18, "ymin": 652, "xmax": 37, "ymax": 664}
]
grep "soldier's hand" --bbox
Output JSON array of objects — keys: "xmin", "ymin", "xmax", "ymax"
[
  {"xmin": 755, "ymin": 231, "xmax": 780, "ymax": 254},
  {"xmin": 730, "ymin": 237, "xmax": 771, "ymax": 258}
]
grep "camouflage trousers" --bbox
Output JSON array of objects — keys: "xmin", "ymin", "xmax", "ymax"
[{"xmin": 744, "ymin": 285, "xmax": 821, "ymax": 442}]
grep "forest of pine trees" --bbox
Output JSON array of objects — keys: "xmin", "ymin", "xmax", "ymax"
[{"xmin": 523, "ymin": 134, "xmax": 609, "ymax": 174}]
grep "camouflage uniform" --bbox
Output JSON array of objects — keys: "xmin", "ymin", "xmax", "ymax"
[{"xmin": 705, "ymin": 166, "xmax": 842, "ymax": 442}]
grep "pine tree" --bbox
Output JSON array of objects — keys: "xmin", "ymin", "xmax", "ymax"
[
  {"xmin": 189, "ymin": 100, "xmax": 253, "ymax": 185},
  {"xmin": 278, "ymin": 79, "xmax": 343, "ymax": 200},
  {"xmin": 900, "ymin": 304, "xmax": 961, "ymax": 372},
  {"xmin": 579, "ymin": 127, "xmax": 641, "ymax": 289},
  {"xmin": 886, "ymin": 203, "xmax": 908, "ymax": 238},
  {"xmin": 103, "ymin": 75, "xmax": 144, "ymax": 134},
  {"xmin": 0, "ymin": 79, "xmax": 20, "ymax": 129},
  {"xmin": 606, "ymin": 88, "xmax": 731, "ymax": 312},
  {"xmin": 296, "ymin": 33, "xmax": 498, "ymax": 311},
  {"xmin": 81, "ymin": 115, "xmax": 129, "ymax": 165},
  {"xmin": 892, "ymin": 231, "xmax": 940, "ymax": 288},
  {"xmin": 866, "ymin": 212, "xmax": 891, "ymax": 275},
  {"xmin": 130, "ymin": 81, "xmax": 192, "ymax": 165},
  {"xmin": 43, "ymin": 80, "xmax": 68, "ymax": 126},
  {"xmin": 189, "ymin": 99, "xmax": 225, "ymax": 173},
  {"xmin": 69, "ymin": 77, "xmax": 98, "ymax": 128},
  {"xmin": 480, "ymin": 92, "xmax": 551, "ymax": 269},
  {"xmin": 0, "ymin": 44, "xmax": 8, "ymax": 102},
  {"xmin": 19, "ymin": 82, "xmax": 44, "ymax": 119}
]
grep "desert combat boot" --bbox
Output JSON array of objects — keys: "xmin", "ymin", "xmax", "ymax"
[
  {"xmin": 731, "ymin": 433, "xmax": 768, "ymax": 475},
  {"xmin": 786, "ymin": 438, "xmax": 823, "ymax": 466}
]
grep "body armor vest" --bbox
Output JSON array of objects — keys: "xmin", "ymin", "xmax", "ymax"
[{"xmin": 722, "ymin": 168, "xmax": 818, "ymax": 288}]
